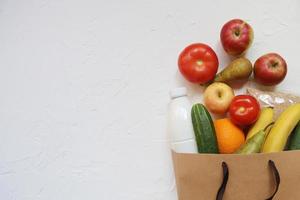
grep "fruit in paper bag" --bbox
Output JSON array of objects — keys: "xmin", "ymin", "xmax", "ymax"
[
  {"xmin": 237, "ymin": 123, "xmax": 273, "ymax": 154},
  {"xmin": 204, "ymin": 82, "xmax": 234, "ymax": 114},
  {"xmin": 229, "ymin": 95, "xmax": 260, "ymax": 126},
  {"xmin": 214, "ymin": 118, "xmax": 245, "ymax": 154},
  {"xmin": 236, "ymin": 130, "xmax": 266, "ymax": 154},
  {"xmin": 262, "ymin": 103, "xmax": 300, "ymax": 153},
  {"xmin": 246, "ymin": 107, "xmax": 274, "ymax": 141}
]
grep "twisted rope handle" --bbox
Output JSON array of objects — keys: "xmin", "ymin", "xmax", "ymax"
[
  {"xmin": 266, "ymin": 160, "xmax": 280, "ymax": 200},
  {"xmin": 216, "ymin": 162, "xmax": 229, "ymax": 200}
]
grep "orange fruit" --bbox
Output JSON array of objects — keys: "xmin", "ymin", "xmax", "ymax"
[{"xmin": 214, "ymin": 118, "xmax": 245, "ymax": 154}]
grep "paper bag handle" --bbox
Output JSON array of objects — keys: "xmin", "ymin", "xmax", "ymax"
[
  {"xmin": 216, "ymin": 160, "xmax": 280, "ymax": 200},
  {"xmin": 266, "ymin": 160, "xmax": 280, "ymax": 200},
  {"xmin": 216, "ymin": 162, "xmax": 229, "ymax": 200}
]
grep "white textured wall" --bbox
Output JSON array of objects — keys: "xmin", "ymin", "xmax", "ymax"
[{"xmin": 0, "ymin": 0, "xmax": 299, "ymax": 199}]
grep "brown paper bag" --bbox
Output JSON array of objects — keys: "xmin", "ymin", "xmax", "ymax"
[{"xmin": 172, "ymin": 150, "xmax": 300, "ymax": 200}]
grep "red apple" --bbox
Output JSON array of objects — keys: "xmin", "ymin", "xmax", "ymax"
[
  {"xmin": 220, "ymin": 19, "xmax": 254, "ymax": 56},
  {"xmin": 254, "ymin": 53, "xmax": 287, "ymax": 86},
  {"xmin": 204, "ymin": 82, "xmax": 235, "ymax": 114}
]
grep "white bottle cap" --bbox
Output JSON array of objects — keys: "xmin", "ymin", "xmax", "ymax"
[{"xmin": 170, "ymin": 87, "xmax": 187, "ymax": 99}]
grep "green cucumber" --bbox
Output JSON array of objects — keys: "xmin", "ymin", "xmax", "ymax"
[
  {"xmin": 191, "ymin": 103, "xmax": 219, "ymax": 153},
  {"xmin": 288, "ymin": 121, "xmax": 300, "ymax": 150}
]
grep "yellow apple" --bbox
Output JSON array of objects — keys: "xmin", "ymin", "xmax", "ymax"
[{"xmin": 204, "ymin": 82, "xmax": 235, "ymax": 114}]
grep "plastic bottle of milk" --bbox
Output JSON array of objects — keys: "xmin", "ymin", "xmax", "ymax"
[{"xmin": 168, "ymin": 87, "xmax": 198, "ymax": 153}]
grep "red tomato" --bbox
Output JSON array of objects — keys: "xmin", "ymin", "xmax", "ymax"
[
  {"xmin": 229, "ymin": 95, "xmax": 260, "ymax": 126},
  {"xmin": 178, "ymin": 43, "xmax": 219, "ymax": 84}
]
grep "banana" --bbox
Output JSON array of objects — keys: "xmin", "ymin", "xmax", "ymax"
[
  {"xmin": 262, "ymin": 103, "xmax": 300, "ymax": 153},
  {"xmin": 246, "ymin": 107, "xmax": 274, "ymax": 141}
]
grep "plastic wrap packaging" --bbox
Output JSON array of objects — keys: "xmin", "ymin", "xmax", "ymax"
[{"xmin": 247, "ymin": 87, "xmax": 300, "ymax": 119}]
